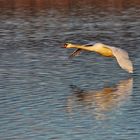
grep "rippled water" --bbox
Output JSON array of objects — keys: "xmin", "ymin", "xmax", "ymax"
[{"xmin": 0, "ymin": 0, "xmax": 140, "ymax": 140}]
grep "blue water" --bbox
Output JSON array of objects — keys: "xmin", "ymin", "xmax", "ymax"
[{"xmin": 0, "ymin": 1, "xmax": 140, "ymax": 140}]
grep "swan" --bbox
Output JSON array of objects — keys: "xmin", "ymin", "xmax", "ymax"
[{"xmin": 64, "ymin": 42, "xmax": 133, "ymax": 73}]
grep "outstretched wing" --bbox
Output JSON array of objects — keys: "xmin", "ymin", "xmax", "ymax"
[
  {"xmin": 104, "ymin": 46, "xmax": 133, "ymax": 73},
  {"xmin": 69, "ymin": 49, "xmax": 82, "ymax": 58},
  {"xmin": 85, "ymin": 42, "xmax": 97, "ymax": 47}
]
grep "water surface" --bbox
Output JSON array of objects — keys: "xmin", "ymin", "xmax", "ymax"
[{"xmin": 0, "ymin": 0, "xmax": 140, "ymax": 140}]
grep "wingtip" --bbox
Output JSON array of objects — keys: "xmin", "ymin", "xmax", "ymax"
[
  {"xmin": 129, "ymin": 64, "xmax": 133, "ymax": 74},
  {"xmin": 127, "ymin": 67, "xmax": 133, "ymax": 74},
  {"xmin": 129, "ymin": 71, "xmax": 133, "ymax": 74}
]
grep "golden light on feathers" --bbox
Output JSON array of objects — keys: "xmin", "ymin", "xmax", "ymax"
[{"xmin": 64, "ymin": 43, "xmax": 133, "ymax": 73}]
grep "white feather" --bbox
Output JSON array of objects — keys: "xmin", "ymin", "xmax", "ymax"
[{"xmin": 105, "ymin": 46, "xmax": 133, "ymax": 73}]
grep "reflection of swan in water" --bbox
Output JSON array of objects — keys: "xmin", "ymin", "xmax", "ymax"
[{"xmin": 66, "ymin": 78, "xmax": 133, "ymax": 120}]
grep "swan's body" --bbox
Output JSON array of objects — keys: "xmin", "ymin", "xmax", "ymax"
[{"xmin": 64, "ymin": 42, "xmax": 133, "ymax": 73}]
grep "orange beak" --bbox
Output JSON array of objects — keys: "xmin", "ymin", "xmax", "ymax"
[{"xmin": 63, "ymin": 43, "xmax": 68, "ymax": 48}]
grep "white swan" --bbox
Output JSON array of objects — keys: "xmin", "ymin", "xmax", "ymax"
[{"xmin": 64, "ymin": 42, "xmax": 133, "ymax": 73}]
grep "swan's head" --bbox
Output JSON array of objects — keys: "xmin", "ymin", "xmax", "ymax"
[{"xmin": 63, "ymin": 43, "xmax": 73, "ymax": 48}]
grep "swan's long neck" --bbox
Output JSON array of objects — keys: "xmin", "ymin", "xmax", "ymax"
[{"xmin": 69, "ymin": 44, "xmax": 95, "ymax": 51}]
